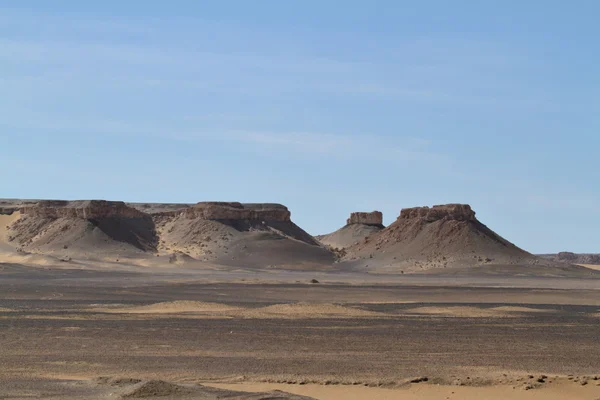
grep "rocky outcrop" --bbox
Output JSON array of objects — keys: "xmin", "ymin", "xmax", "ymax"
[
  {"xmin": 19, "ymin": 200, "xmax": 291, "ymax": 222},
  {"xmin": 554, "ymin": 252, "xmax": 600, "ymax": 265},
  {"xmin": 0, "ymin": 207, "xmax": 17, "ymax": 215},
  {"xmin": 178, "ymin": 202, "xmax": 291, "ymax": 221},
  {"xmin": 399, "ymin": 204, "xmax": 476, "ymax": 222},
  {"xmin": 557, "ymin": 252, "xmax": 578, "ymax": 262},
  {"xmin": 347, "ymin": 211, "xmax": 383, "ymax": 226},
  {"xmin": 20, "ymin": 200, "xmax": 147, "ymax": 219}
]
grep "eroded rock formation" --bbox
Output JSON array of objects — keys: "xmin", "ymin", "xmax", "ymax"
[
  {"xmin": 178, "ymin": 202, "xmax": 291, "ymax": 221},
  {"xmin": 20, "ymin": 200, "xmax": 147, "ymax": 219},
  {"xmin": 347, "ymin": 211, "xmax": 383, "ymax": 226},
  {"xmin": 399, "ymin": 204, "xmax": 476, "ymax": 222},
  {"xmin": 555, "ymin": 252, "xmax": 600, "ymax": 265}
]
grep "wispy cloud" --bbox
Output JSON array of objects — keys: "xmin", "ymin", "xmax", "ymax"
[
  {"xmin": 220, "ymin": 130, "xmax": 448, "ymax": 165},
  {"xmin": 0, "ymin": 23, "xmax": 549, "ymax": 109}
]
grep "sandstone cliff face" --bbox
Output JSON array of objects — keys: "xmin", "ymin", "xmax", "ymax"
[
  {"xmin": 347, "ymin": 211, "xmax": 383, "ymax": 226},
  {"xmin": 399, "ymin": 204, "xmax": 476, "ymax": 222},
  {"xmin": 177, "ymin": 202, "xmax": 291, "ymax": 221},
  {"xmin": 20, "ymin": 200, "xmax": 147, "ymax": 219}
]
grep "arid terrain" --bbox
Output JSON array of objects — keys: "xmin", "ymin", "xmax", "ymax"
[{"xmin": 1, "ymin": 199, "xmax": 599, "ymax": 399}]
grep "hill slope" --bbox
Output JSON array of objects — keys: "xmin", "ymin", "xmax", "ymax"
[
  {"xmin": 153, "ymin": 202, "xmax": 334, "ymax": 268},
  {"xmin": 1, "ymin": 200, "xmax": 334, "ymax": 268},
  {"xmin": 317, "ymin": 211, "xmax": 384, "ymax": 249},
  {"xmin": 343, "ymin": 204, "xmax": 547, "ymax": 272}
]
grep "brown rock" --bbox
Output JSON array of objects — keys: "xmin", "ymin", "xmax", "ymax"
[
  {"xmin": 182, "ymin": 202, "xmax": 291, "ymax": 221},
  {"xmin": 347, "ymin": 211, "xmax": 383, "ymax": 226},
  {"xmin": 20, "ymin": 200, "xmax": 146, "ymax": 219},
  {"xmin": 399, "ymin": 204, "xmax": 476, "ymax": 222}
]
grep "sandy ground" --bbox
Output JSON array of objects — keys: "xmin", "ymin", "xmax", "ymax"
[
  {"xmin": 0, "ymin": 263, "xmax": 599, "ymax": 399},
  {"xmin": 580, "ymin": 264, "xmax": 600, "ymax": 271},
  {"xmin": 212, "ymin": 382, "xmax": 600, "ymax": 400}
]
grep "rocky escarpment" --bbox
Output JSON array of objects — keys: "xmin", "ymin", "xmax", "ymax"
[
  {"xmin": 343, "ymin": 204, "xmax": 540, "ymax": 271},
  {"xmin": 0, "ymin": 199, "xmax": 38, "ymax": 215},
  {"xmin": 317, "ymin": 211, "xmax": 384, "ymax": 249},
  {"xmin": 9, "ymin": 200, "xmax": 157, "ymax": 255},
  {"xmin": 399, "ymin": 204, "xmax": 475, "ymax": 222},
  {"xmin": 20, "ymin": 200, "xmax": 146, "ymax": 219},
  {"xmin": 347, "ymin": 211, "xmax": 383, "ymax": 226},
  {"xmin": 178, "ymin": 202, "xmax": 291, "ymax": 221},
  {"xmin": 4, "ymin": 199, "xmax": 330, "ymax": 267}
]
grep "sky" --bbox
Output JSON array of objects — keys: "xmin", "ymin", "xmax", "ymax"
[{"xmin": 1, "ymin": 1, "xmax": 599, "ymax": 253}]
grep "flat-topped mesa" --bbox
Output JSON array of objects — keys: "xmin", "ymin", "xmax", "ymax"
[
  {"xmin": 399, "ymin": 204, "xmax": 476, "ymax": 223},
  {"xmin": 20, "ymin": 200, "xmax": 147, "ymax": 219},
  {"xmin": 182, "ymin": 202, "xmax": 291, "ymax": 222},
  {"xmin": 347, "ymin": 211, "xmax": 383, "ymax": 226}
]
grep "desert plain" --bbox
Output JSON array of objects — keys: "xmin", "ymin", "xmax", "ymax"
[{"xmin": 0, "ymin": 199, "xmax": 599, "ymax": 399}]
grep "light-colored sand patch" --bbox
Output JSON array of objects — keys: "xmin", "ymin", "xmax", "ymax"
[
  {"xmin": 242, "ymin": 303, "xmax": 383, "ymax": 319},
  {"xmin": 403, "ymin": 306, "xmax": 551, "ymax": 318},
  {"xmin": 578, "ymin": 264, "xmax": 600, "ymax": 271},
  {"xmin": 0, "ymin": 250, "xmax": 58, "ymax": 266},
  {"xmin": 0, "ymin": 307, "xmax": 14, "ymax": 312},
  {"xmin": 210, "ymin": 382, "xmax": 600, "ymax": 400},
  {"xmin": 405, "ymin": 306, "xmax": 505, "ymax": 317},
  {"xmin": 93, "ymin": 301, "xmax": 386, "ymax": 319},
  {"xmin": 98, "ymin": 300, "xmax": 242, "ymax": 314},
  {"xmin": 491, "ymin": 306, "xmax": 554, "ymax": 313}
]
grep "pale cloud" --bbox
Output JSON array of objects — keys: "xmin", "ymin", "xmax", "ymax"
[
  {"xmin": 0, "ymin": 25, "xmax": 547, "ymax": 109},
  {"xmin": 222, "ymin": 130, "xmax": 448, "ymax": 165}
]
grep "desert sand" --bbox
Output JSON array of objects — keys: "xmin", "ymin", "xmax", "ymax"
[
  {"xmin": 0, "ymin": 199, "xmax": 599, "ymax": 399},
  {"xmin": 580, "ymin": 264, "xmax": 600, "ymax": 271},
  {"xmin": 211, "ymin": 381, "xmax": 600, "ymax": 400}
]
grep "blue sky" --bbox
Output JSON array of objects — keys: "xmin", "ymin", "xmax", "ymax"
[{"xmin": 1, "ymin": 1, "xmax": 599, "ymax": 253}]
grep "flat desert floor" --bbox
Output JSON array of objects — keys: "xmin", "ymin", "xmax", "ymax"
[{"xmin": 1, "ymin": 263, "xmax": 599, "ymax": 399}]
